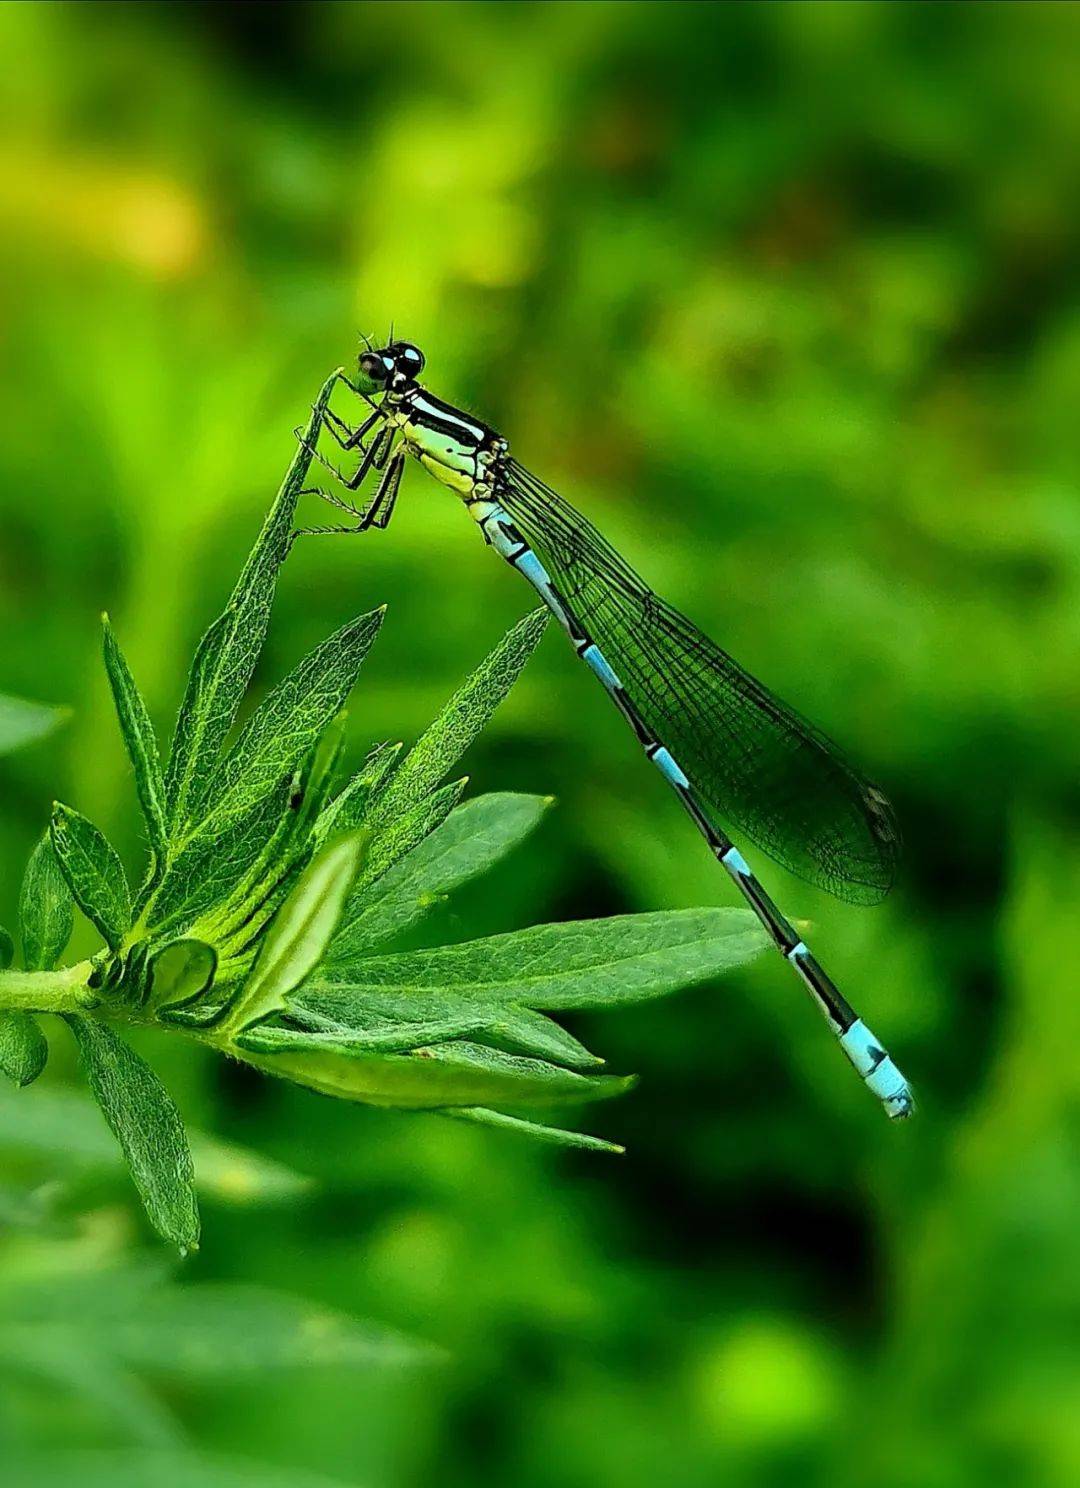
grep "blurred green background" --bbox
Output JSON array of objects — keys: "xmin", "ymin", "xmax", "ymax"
[{"xmin": 2, "ymin": 2, "xmax": 1078, "ymax": 1484}]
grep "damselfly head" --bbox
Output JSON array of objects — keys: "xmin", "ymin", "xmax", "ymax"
[{"xmin": 357, "ymin": 340, "xmax": 426, "ymax": 391}]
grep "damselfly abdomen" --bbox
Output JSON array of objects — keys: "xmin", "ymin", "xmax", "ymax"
[{"xmin": 295, "ymin": 340, "xmax": 913, "ymax": 1120}]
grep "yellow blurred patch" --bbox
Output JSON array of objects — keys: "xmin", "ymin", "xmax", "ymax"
[{"xmin": 0, "ymin": 148, "xmax": 206, "ymax": 277}]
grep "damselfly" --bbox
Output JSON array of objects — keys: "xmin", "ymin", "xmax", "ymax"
[{"xmin": 295, "ymin": 340, "xmax": 913, "ymax": 1120}]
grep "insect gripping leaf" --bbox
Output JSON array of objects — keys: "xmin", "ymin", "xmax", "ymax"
[
  {"xmin": 66, "ymin": 1016, "xmax": 200, "ymax": 1253},
  {"xmin": 50, "ymin": 804, "xmax": 131, "ymax": 951},
  {"xmin": 19, "ymin": 831, "xmax": 75, "ymax": 971},
  {"xmin": 102, "ymin": 616, "xmax": 168, "ymax": 862}
]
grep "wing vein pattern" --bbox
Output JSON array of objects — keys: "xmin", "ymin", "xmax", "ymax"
[{"xmin": 500, "ymin": 459, "xmax": 899, "ymax": 905}]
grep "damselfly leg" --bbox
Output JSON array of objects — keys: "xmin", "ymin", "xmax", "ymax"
[{"xmin": 291, "ymin": 411, "xmax": 402, "ymax": 544}]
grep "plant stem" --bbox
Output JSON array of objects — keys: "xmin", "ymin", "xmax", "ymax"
[{"xmin": 0, "ymin": 960, "xmax": 96, "ymax": 1014}]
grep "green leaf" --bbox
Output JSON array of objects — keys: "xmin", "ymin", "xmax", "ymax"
[
  {"xmin": 329, "ymin": 791, "xmax": 551, "ymax": 960},
  {"xmin": 0, "ymin": 924, "xmax": 11, "ymax": 968},
  {"xmin": 149, "ymin": 774, "xmax": 294, "ymax": 935},
  {"xmin": 199, "ymin": 715, "xmax": 348, "ymax": 950},
  {"xmin": 367, "ymin": 608, "xmax": 549, "ymax": 830},
  {"xmin": 288, "ymin": 992, "xmax": 602, "ymax": 1069},
  {"xmin": 487, "ymin": 1005, "xmax": 603, "ymax": 1067},
  {"xmin": 363, "ymin": 775, "xmax": 467, "ymax": 887},
  {"xmin": 50, "ymin": 803, "xmax": 131, "ymax": 950},
  {"xmin": 221, "ymin": 833, "xmax": 364, "ymax": 1034},
  {"xmin": 19, "ymin": 830, "xmax": 75, "ymax": 971},
  {"xmin": 0, "ymin": 1012, "xmax": 48, "ymax": 1087},
  {"xmin": 314, "ymin": 739, "xmax": 401, "ymax": 847},
  {"xmin": 163, "ymin": 370, "xmax": 340, "ymax": 834},
  {"xmin": 307, "ymin": 906, "xmax": 766, "ymax": 1013},
  {"xmin": 238, "ymin": 1034, "xmax": 631, "ymax": 1110},
  {"xmin": 444, "ymin": 1106, "xmax": 624, "ymax": 1153},
  {"xmin": 193, "ymin": 609, "xmax": 382, "ymax": 838},
  {"xmin": 146, "ymin": 939, "xmax": 217, "ymax": 1016},
  {"xmin": 0, "ymin": 692, "xmax": 68, "ymax": 755},
  {"xmin": 235, "ymin": 1017, "xmax": 494, "ymax": 1057},
  {"xmin": 66, "ymin": 1016, "xmax": 200, "ymax": 1252},
  {"xmin": 102, "ymin": 616, "xmax": 168, "ymax": 863}
]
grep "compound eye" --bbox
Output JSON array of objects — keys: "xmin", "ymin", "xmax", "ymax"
[
  {"xmin": 359, "ymin": 352, "xmax": 389, "ymax": 383},
  {"xmin": 398, "ymin": 343, "xmax": 425, "ymax": 374}
]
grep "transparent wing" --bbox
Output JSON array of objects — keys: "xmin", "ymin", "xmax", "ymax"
[{"xmin": 501, "ymin": 460, "xmax": 900, "ymax": 905}]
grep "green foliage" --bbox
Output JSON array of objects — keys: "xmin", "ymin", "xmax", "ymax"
[
  {"xmin": 66, "ymin": 1017, "xmax": 199, "ymax": 1253},
  {"xmin": 102, "ymin": 615, "xmax": 168, "ymax": 872},
  {"xmin": 0, "ymin": 1009, "xmax": 47, "ymax": 1087},
  {"xmin": 51, "ymin": 804, "xmax": 132, "ymax": 951},
  {"xmin": 10, "ymin": 7, "xmax": 1072, "ymax": 1481},
  {"xmin": 220, "ymin": 833, "xmax": 365, "ymax": 1035},
  {"xmin": 5, "ymin": 1452, "xmax": 356, "ymax": 1488},
  {"xmin": 19, "ymin": 831, "xmax": 75, "ymax": 971},
  {"xmin": 365, "ymin": 608, "xmax": 549, "ymax": 833},
  {"xmin": 0, "ymin": 393, "xmax": 762, "ymax": 1252},
  {"xmin": 162, "ymin": 377, "xmax": 339, "ymax": 836},
  {"xmin": 317, "ymin": 906, "xmax": 765, "ymax": 1011}
]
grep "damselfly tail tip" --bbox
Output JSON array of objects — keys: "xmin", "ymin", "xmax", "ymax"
[{"xmin": 884, "ymin": 1081, "xmax": 916, "ymax": 1120}]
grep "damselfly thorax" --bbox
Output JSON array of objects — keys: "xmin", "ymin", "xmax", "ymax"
[
  {"xmin": 386, "ymin": 384, "xmax": 508, "ymax": 504},
  {"xmin": 294, "ymin": 339, "xmax": 914, "ymax": 1122}
]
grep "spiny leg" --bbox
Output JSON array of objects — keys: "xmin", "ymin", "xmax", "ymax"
[
  {"xmin": 320, "ymin": 404, "xmax": 381, "ymax": 452},
  {"xmin": 290, "ymin": 436, "xmax": 402, "ymax": 548},
  {"xmin": 367, "ymin": 452, "xmax": 405, "ymax": 530},
  {"xmin": 295, "ymin": 422, "xmax": 394, "ymax": 491}
]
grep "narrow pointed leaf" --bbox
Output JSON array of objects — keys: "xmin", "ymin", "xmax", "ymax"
[
  {"xmin": 235, "ymin": 1016, "xmax": 493, "ymax": 1057},
  {"xmin": 19, "ymin": 830, "xmax": 75, "ymax": 971},
  {"xmin": 287, "ymin": 988, "xmax": 601, "ymax": 1067},
  {"xmin": 363, "ymin": 775, "xmax": 467, "ymax": 887},
  {"xmin": 444, "ymin": 1106, "xmax": 624, "ymax": 1153},
  {"xmin": 238, "ymin": 1035, "xmax": 631, "ymax": 1110},
  {"xmin": 367, "ymin": 608, "xmax": 548, "ymax": 828},
  {"xmin": 51, "ymin": 804, "xmax": 131, "ymax": 950},
  {"xmin": 330, "ymin": 791, "xmax": 551, "ymax": 960},
  {"xmin": 314, "ymin": 740, "xmax": 401, "ymax": 848},
  {"xmin": 308, "ymin": 907, "xmax": 766, "ymax": 1014},
  {"xmin": 164, "ymin": 370, "xmax": 339, "ymax": 833},
  {"xmin": 194, "ymin": 609, "xmax": 382, "ymax": 837},
  {"xmin": 0, "ymin": 1013, "xmax": 48, "ymax": 1087},
  {"xmin": 223, "ymin": 833, "xmax": 364, "ymax": 1034},
  {"xmin": 102, "ymin": 616, "xmax": 167, "ymax": 861},
  {"xmin": 66, "ymin": 1016, "xmax": 200, "ymax": 1253},
  {"xmin": 488, "ymin": 1005, "xmax": 603, "ymax": 1068}
]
